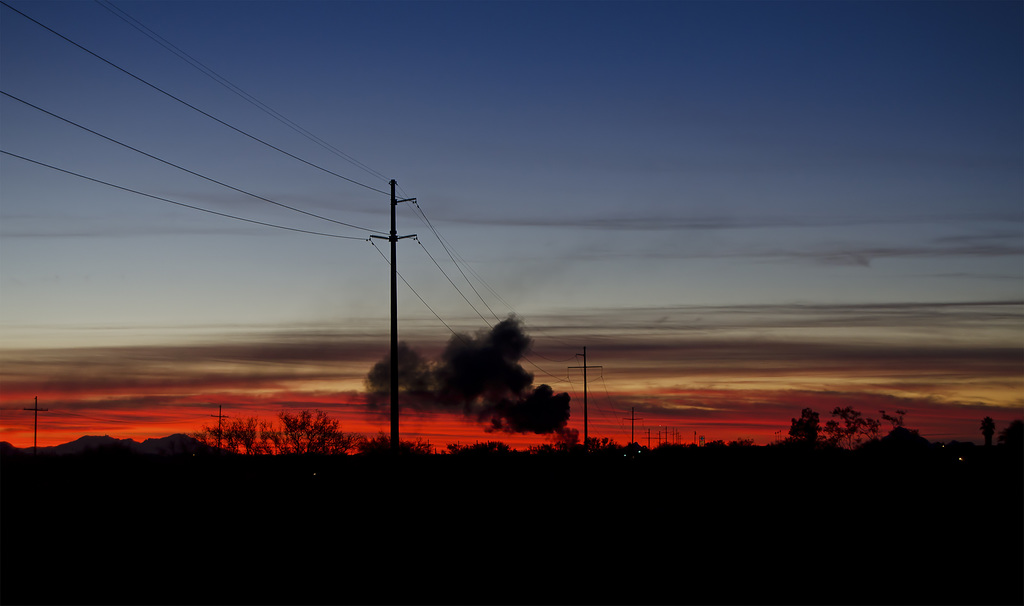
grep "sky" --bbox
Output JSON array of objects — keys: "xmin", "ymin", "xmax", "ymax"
[{"xmin": 1, "ymin": 0, "xmax": 1021, "ymax": 449}]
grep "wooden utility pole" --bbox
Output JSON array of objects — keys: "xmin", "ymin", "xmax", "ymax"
[
  {"xmin": 23, "ymin": 396, "xmax": 47, "ymax": 456},
  {"xmin": 568, "ymin": 347, "xmax": 601, "ymax": 449},
  {"xmin": 370, "ymin": 180, "xmax": 416, "ymax": 452}
]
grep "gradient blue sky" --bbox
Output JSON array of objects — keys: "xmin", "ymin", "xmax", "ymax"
[{"xmin": 1, "ymin": 0, "xmax": 1021, "ymax": 447}]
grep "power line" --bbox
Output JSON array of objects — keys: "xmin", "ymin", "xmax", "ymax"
[
  {"xmin": 526, "ymin": 348, "xmax": 579, "ymax": 364},
  {"xmin": 416, "ymin": 239, "xmax": 492, "ymax": 325},
  {"xmin": 1, "ymin": 150, "xmax": 369, "ymax": 240},
  {"xmin": 411, "ymin": 202, "xmax": 501, "ymax": 322},
  {"xmin": 401, "ymin": 201, "xmax": 578, "ymax": 382},
  {"xmin": 93, "ymin": 0, "xmax": 391, "ymax": 185},
  {"xmin": 565, "ymin": 372, "xmax": 580, "ymax": 404},
  {"xmin": 593, "ymin": 368, "xmax": 629, "ymax": 439},
  {"xmin": 404, "ymin": 204, "xmax": 511, "ymax": 314},
  {"xmin": 370, "ymin": 238, "xmax": 565, "ymax": 386},
  {"xmin": 596, "ymin": 368, "xmax": 625, "ymax": 417},
  {"xmin": 398, "ymin": 203, "xmax": 572, "ymax": 382},
  {"xmin": 368, "ymin": 237, "xmax": 465, "ymax": 344},
  {"xmin": 408, "ymin": 201, "xmax": 580, "ymax": 362},
  {"xmin": 0, "ymin": 0, "xmax": 391, "ymax": 196},
  {"xmin": 2, "ymin": 90, "xmax": 385, "ymax": 235}
]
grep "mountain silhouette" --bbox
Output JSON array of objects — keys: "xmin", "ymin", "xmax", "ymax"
[{"xmin": 0, "ymin": 433, "xmax": 207, "ymax": 456}]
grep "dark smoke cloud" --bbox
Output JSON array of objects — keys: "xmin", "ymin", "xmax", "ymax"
[
  {"xmin": 483, "ymin": 384, "xmax": 571, "ymax": 434},
  {"xmin": 435, "ymin": 317, "xmax": 533, "ymax": 408},
  {"xmin": 365, "ymin": 342, "xmax": 435, "ymax": 403},
  {"xmin": 365, "ymin": 316, "xmax": 572, "ymax": 435}
]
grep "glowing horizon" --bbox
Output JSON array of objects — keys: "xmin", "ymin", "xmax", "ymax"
[
  {"xmin": 1, "ymin": 2, "xmax": 1020, "ymax": 451},
  {"xmin": 2, "ymin": 301, "xmax": 1020, "ymax": 449}
]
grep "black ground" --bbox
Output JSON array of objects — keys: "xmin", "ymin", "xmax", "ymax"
[{"xmin": 3, "ymin": 446, "xmax": 1021, "ymax": 605}]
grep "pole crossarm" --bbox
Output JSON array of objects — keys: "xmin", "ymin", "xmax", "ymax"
[{"xmin": 369, "ymin": 234, "xmax": 417, "ymax": 242}]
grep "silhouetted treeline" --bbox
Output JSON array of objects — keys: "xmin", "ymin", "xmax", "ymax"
[
  {"xmin": 4, "ymin": 408, "xmax": 1022, "ymax": 605},
  {"xmin": 4, "ymin": 429, "xmax": 1021, "ymax": 606},
  {"xmin": 186, "ymin": 406, "xmax": 1024, "ymax": 460}
]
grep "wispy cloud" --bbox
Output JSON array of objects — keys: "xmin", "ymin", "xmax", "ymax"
[
  {"xmin": 1, "ymin": 300, "xmax": 1019, "ymax": 447},
  {"xmin": 434, "ymin": 210, "xmax": 1023, "ymax": 233},
  {"xmin": 530, "ymin": 299, "xmax": 1023, "ymax": 337}
]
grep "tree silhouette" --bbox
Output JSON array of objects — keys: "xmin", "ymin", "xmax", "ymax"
[
  {"xmin": 980, "ymin": 417, "xmax": 996, "ymax": 447},
  {"xmin": 273, "ymin": 409, "xmax": 355, "ymax": 455},
  {"xmin": 880, "ymin": 409, "xmax": 907, "ymax": 430},
  {"xmin": 823, "ymin": 406, "xmax": 881, "ymax": 449},
  {"xmin": 222, "ymin": 416, "xmax": 276, "ymax": 454},
  {"xmin": 194, "ymin": 410, "xmax": 355, "ymax": 455},
  {"xmin": 787, "ymin": 408, "xmax": 821, "ymax": 446},
  {"xmin": 998, "ymin": 420, "xmax": 1022, "ymax": 450}
]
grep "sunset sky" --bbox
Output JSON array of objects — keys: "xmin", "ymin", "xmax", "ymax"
[{"xmin": 1, "ymin": 0, "xmax": 1021, "ymax": 449}]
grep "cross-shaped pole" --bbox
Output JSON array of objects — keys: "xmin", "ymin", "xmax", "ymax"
[{"xmin": 23, "ymin": 396, "xmax": 48, "ymax": 456}]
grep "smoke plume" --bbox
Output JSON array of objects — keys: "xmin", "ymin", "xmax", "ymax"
[{"xmin": 364, "ymin": 316, "xmax": 572, "ymax": 435}]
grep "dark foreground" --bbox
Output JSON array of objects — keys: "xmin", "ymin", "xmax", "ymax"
[{"xmin": 3, "ymin": 447, "xmax": 1022, "ymax": 605}]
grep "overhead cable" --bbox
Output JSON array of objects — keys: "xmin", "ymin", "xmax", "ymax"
[
  {"xmin": 411, "ymin": 202, "xmax": 501, "ymax": 322},
  {"xmin": 93, "ymin": 0, "xmax": 391, "ymax": 185},
  {"xmin": 416, "ymin": 239, "xmax": 492, "ymax": 325},
  {"xmin": 373, "ymin": 237, "xmax": 567, "ymax": 381},
  {"xmin": 368, "ymin": 238, "xmax": 467, "ymax": 343},
  {"xmin": 0, "ymin": 0, "xmax": 391, "ymax": 196},
  {"xmin": 1, "ymin": 91, "xmax": 384, "ymax": 235},
  {"xmin": 1, "ymin": 150, "xmax": 368, "ymax": 240},
  {"xmin": 409, "ymin": 200, "xmax": 581, "ymax": 358}
]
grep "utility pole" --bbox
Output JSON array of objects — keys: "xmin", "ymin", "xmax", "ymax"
[
  {"xmin": 370, "ymin": 180, "xmax": 416, "ymax": 452},
  {"xmin": 23, "ymin": 396, "xmax": 47, "ymax": 456},
  {"xmin": 623, "ymin": 407, "xmax": 643, "ymax": 445},
  {"xmin": 210, "ymin": 405, "xmax": 228, "ymax": 452},
  {"xmin": 568, "ymin": 347, "xmax": 601, "ymax": 450}
]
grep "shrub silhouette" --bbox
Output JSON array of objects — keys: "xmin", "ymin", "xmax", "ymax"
[{"xmin": 194, "ymin": 409, "xmax": 356, "ymax": 455}]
